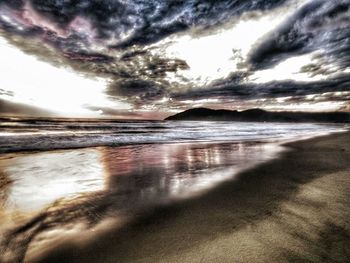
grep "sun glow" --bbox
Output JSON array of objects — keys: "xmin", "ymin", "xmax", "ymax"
[
  {"xmin": 248, "ymin": 53, "xmax": 325, "ymax": 83},
  {"xmin": 263, "ymin": 101, "xmax": 348, "ymax": 112},
  {"xmin": 0, "ymin": 37, "xmax": 131, "ymax": 116}
]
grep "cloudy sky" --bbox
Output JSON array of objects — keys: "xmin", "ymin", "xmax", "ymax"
[{"xmin": 0, "ymin": 0, "xmax": 349, "ymax": 119}]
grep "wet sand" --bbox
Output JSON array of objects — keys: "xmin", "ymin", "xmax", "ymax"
[
  {"xmin": 0, "ymin": 141, "xmax": 282, "ymax": 263},
  {"xmin": 23, "ymin": 131, "xmax": 350, "ymax": 263}
]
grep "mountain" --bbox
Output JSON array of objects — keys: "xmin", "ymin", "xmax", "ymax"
[{"xmin": 165, "ymin": 108, "xmax": 350, "ymax": 123}]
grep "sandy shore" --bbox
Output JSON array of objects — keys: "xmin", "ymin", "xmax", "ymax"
[{"xmin": 13, "ymin": 132, "xmax": 350, "ymax": 262}]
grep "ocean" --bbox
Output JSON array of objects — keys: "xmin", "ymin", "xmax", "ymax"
[{"xmin": 0, "ymin": 119, "xmax": 347, "ymax": 152}]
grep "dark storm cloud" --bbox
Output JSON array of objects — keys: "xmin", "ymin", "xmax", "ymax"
[
  {"xmin": 249, "ymin": 0, "xmax": 350, "ymax": 70},
  {"xmin": 0, "ymin": 89, "xmax": 14, "ymax": 97},
  {"xmin": 108, "ymin": 80, "xmax": 165, "ymax": 102},
  {"xmin": 62, "ymin": 50, "xmax": 114, "ymax": 63},
  {"xmin": 0, "ymin": 0, "xmax": 24, "ymax": 9},
  {"xmin": 12, "ymin": 0, "xmax": 285, "ymax": 47},
  {"xmin": 172, "ymin": 75, "xmax": 350, "ymax": 101},
  {"xmin": 0, "ymin": 0, "xmax": 289, "ymax": 58},
  {"xmin": 106, "ymin": 78, "xmax": 172, "ymax": 110},
  {"xmin": 107, "ymin": 0, "xmax": 289, "ymax": 48}
]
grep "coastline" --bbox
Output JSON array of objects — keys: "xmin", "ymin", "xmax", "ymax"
[
  {"xmin": 26, "ymin": 131, "xmax": 350, "ymax": 263},
  {"xmin": 0, "ymin": 121, "xmax": 346, "ymax": 154}
]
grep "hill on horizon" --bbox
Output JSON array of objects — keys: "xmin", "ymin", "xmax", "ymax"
[{"xmin": 165, "ymin": 108, "xmax": 350, "ymax": 123}]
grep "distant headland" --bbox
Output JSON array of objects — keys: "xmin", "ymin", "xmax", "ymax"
[{"xmin": 165, "ymin": 108, "xmax": 350, "ymax": 123}]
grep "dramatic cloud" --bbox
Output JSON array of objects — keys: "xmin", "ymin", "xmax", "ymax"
[
  {"xmin": 0, "ymin": 0, "xmax": 349, "ymax": 118},
  {"xmin": 249, "ymin": 0, "xmax": 350, "ymax": 71},
  {"xmin": 171, "ymin": 76, "xmax": 350, "ymax": 105}
]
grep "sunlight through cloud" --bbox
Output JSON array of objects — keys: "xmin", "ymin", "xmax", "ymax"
[
  {"xmin": 0, "ymin": 37, "xmax": 131, "ymax": 116},
  {"xmin": 152, "ymin": 0, "xmax": 310, "ymax": 86}
]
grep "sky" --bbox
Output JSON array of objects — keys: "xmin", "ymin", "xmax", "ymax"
[{"xmin": 0, "ymin": 0, "xmax": 349, "ymax": 119}]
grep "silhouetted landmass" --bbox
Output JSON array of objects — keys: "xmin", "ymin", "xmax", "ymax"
[{"xmin": 165, "ymin": 108, "xmax": 350, "ymax": 123}]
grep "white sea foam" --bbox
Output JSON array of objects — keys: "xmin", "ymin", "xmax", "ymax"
[{"xmin": 0, "ymin": 120, "xmax": 347, "ymax": 153}]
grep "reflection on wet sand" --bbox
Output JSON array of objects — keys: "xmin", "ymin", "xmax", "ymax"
[
  {"xmin": 103, "ymin": 142, "xmax": 280, "ymax": 201},
  {"xmin": 0, "ymin": 142, "xmax": 281, "ymax": 262}
]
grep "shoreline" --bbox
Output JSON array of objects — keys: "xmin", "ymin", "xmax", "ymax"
[
  {"xmin": 1, "ymin": 128, "xmax": 347, "ymax": 156},
  {"xmin": 0, "ymin": 121, "xmax": 347, "ymax": 154},
  {"xmin": 23, "ymin": 131, "xmax": 350, "ymax": 263}
]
